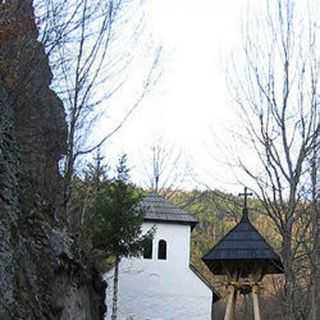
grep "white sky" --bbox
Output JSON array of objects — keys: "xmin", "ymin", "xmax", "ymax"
[{"xmin": 97, "ymin": 0, "xmax": 256, "ymax": 192}]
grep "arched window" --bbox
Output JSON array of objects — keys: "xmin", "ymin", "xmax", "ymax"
[
  {"xmin": 158, "ymin": 240, "xmax": 167, "ymax": 260},
  {"xmin": 143, "ymin": 238, "xmax": 153, "ymax": 259}
]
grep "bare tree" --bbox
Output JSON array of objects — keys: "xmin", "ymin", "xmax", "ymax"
[
  {"xmin": 303, "ymin": 142, "xmax": 320, "ymax": 320},
  {"xmin": 142, "ymin": 138, "xmax": 193, "ymax": 199},
  {"xmin": 228, "ymin": 1, "xmax": 320, "ymax": 319},
  {"xmin": 33, "ymin": 0, "xmax": 161, "ymax": 216}
]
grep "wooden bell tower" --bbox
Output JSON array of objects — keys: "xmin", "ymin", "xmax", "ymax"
[{"xmin": 202, "ymin": 187, "xmax": 283, "ymax": 320}]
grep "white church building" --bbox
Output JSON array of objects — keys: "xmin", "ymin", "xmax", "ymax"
[{"xmin": 104, "ymin": 193, "xmax": 219, "ymax": 320}]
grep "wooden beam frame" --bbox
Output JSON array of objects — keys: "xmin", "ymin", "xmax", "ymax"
[
  {"xmin": 252, "ymin": 285, "xmax": 261, "ymax": 320},
  {"xmin": 224, "ymin": 285, "xmax": 236, "ymax": 320}
]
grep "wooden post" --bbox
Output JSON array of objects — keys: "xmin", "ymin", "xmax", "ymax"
[
  {"xmin": 224, "ymin": 285, "xmax": 235, "ymax": 320},
  {"xmin": 231, "ymin": 287, "xmax": 237, "ymax": 320},
  {"xmin": 252, "ymin": 285, "xmax": 261, "ymax": 320}
]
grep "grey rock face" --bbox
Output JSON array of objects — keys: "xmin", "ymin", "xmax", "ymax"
[
  {"xmin": 0, "ymin": 1, "xmax": 106, "ymax": 319},
  {"xmin": 0, "ymin": 86, "xmax": 19, "ymax": 320}
]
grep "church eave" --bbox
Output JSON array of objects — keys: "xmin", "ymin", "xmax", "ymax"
[{"xmin": 143, "ymin": 217, "xmax": 198, "ymax": 230}]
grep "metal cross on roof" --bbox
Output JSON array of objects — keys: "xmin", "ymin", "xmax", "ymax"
[{"xmin": 239, "ymin": 187, "xmax": 253, "ymax": 211}]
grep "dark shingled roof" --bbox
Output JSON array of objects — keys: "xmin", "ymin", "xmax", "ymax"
[
  {"xmin": 140, "ymin": 193, "xmax": 198, "ymax": 229},
  {"xmin": 202, "ymin": 210, "xmax": 283, "ymax": 276}
]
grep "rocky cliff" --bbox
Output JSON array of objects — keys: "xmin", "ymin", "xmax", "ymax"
[{"xmin": 0, "ymin": 1, "xmax": 106, "ymax": 319}]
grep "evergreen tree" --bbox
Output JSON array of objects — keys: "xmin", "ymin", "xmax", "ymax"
[
  {"xmin": 73, "ymin": 149, "xmax": 110, "ymax": 252},
  {"xmin": 93, "ymin": 154, "xmax": 153, "ymax": 320},
  {"xmin": 84, "ymin": 148, "xmax": 109, "ymax": 189}
]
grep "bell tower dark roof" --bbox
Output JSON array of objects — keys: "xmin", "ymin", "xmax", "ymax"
[{"xmin": 202, "ymin": 190, "xmax": 283, "ymax": 276}]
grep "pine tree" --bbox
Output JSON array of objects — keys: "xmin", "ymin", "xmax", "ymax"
[
  {"xmin": 69, "ymin": 149, "xmax": 110, "ymax": 253},
  {"xmin": 84, "ymin": 148, "xmax": 109, "ymax": 190},
  {"xmin": 92, "ymin": 154, "xmax": 153, "ymax": 320}
]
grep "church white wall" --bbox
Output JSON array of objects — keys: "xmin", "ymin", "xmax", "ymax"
[{"xmin": 104, "ymin": 222, "xmax": 213, "ymax": 320}]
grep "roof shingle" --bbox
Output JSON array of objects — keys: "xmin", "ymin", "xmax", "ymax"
[
  {"xmin": 140, "ymin": 193, "xmax": 198, "ymax": 228},
  {"xmin": 202, "ymin": 211, "xmax": 283, "ymax": 276}
]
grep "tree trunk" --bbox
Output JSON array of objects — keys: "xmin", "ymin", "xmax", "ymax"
[
  {"xmin": 281, "ymin": 230, "xmax": 296, "ymax": 320},
  {"xmin": 310, "ymin": 153, "xmax": 320, "ymax": 320},
  {"xmin": 111, "ymin": 256, "xmax": 120, "ymax": 320},
  {"xmin": 310, "ymin": 254, "xmax": 320, "ymax": 320}
]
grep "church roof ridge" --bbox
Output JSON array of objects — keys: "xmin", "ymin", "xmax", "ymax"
[{"xmin": 140, "ymin": 192, "xmax": 198, "ymax": 228}]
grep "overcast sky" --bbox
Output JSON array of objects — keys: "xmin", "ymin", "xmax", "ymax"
[{"xmin": 96, "ymin": 0, "xmax": 255, "ymax": 192}]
